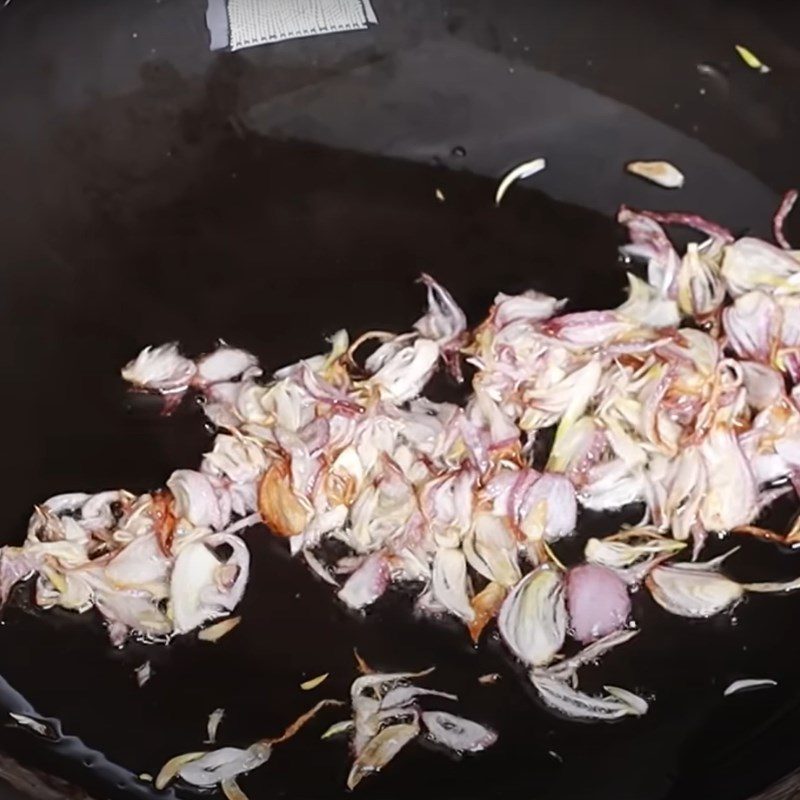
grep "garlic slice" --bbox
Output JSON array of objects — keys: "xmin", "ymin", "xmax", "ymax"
[
  {"xmin": 724, "ymin": 678, "xmax": 777, "ymax": 696},
  {"xmin": 626, "ymin": 160, "xmax": 685, "ymax": 189},
  {"xmin": 495, "ymin": 157, "xmax": 546, "ymax": 206}
]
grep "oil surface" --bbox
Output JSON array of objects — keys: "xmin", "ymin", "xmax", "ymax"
[{"xmin": 0, "ymin": 130, "xmax": 799, "ymax": 800}]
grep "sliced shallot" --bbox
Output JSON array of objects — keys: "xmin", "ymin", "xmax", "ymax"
[
  {"xmin": 494, "ymin": 157, "xmax": 546, "ymax": 206},
  {"xmin": 121, "ymin": 343, "xmax": 196, "ymax": 392},
  {"xmin": 724, "ymin": 678, "xmax": 777, "ymax": 696},
  {"xmin": 531, "ymin": 672, "xmax": 648, "ymax": 721},
  {"xmin": 498, "ymin": 567, "xmax": 566, "ymax": 667},
  {"xmin": 421, "ymin": 711, "xmax": 497, "ymax": 752},
  {"xmin": 347, "ymin": 721, "xmax": 419, "ymax": 790},
  {"xmin": 566, "ymin": 564, "xmax": 631, "ymax": 643},
  {"xmin": 646, "ymin": 565, "xmax": 743, "ymax": 618}
]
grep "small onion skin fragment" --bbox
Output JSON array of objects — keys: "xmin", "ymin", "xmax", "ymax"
[
  {"xmin": 221, "ymin": 777, "xmax": 250, "ymax": 800},
  {"xmin": 467, "ymin": 581, "xmax": 506, "ymax": 643},
  {"xmin": 257, "ymin": 461, "xmax": 309, "ymax": 537},
  {"xmin": 135, "ymin": 661, "xmax": 152, "ymax": 687},
  {"xmin": 167, "ymin": 469, "xmax": 228, "ymax": 530},
  {"xmin": 321, "ymin": 719, "xmax": 354, "ymax": 739},
  {"xmin": 206, "ymin": 708, "xmax": 225, "ymax": 744},
  {"xmin": 300, "ymin": 672, "xmax": 330, "ymax": 691},
  {"xmin": 735, "ymin": 44, "xmax": 770, "ymax": 73},
  {"xmin": 155, "ymin": 752, "xmax": 206, "ymax": 790},
  {"xmin": 774, "ymin": 189, "xmax": 798, "ymax": 249},
  {"xmin": 8, "ymin": 713, "xmax": 56, "ymax": 739}
]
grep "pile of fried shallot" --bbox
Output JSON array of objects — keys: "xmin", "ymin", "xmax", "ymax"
[{"xmin": 3, "ymin": 197, "xmax": 800, "ymax": 721}]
